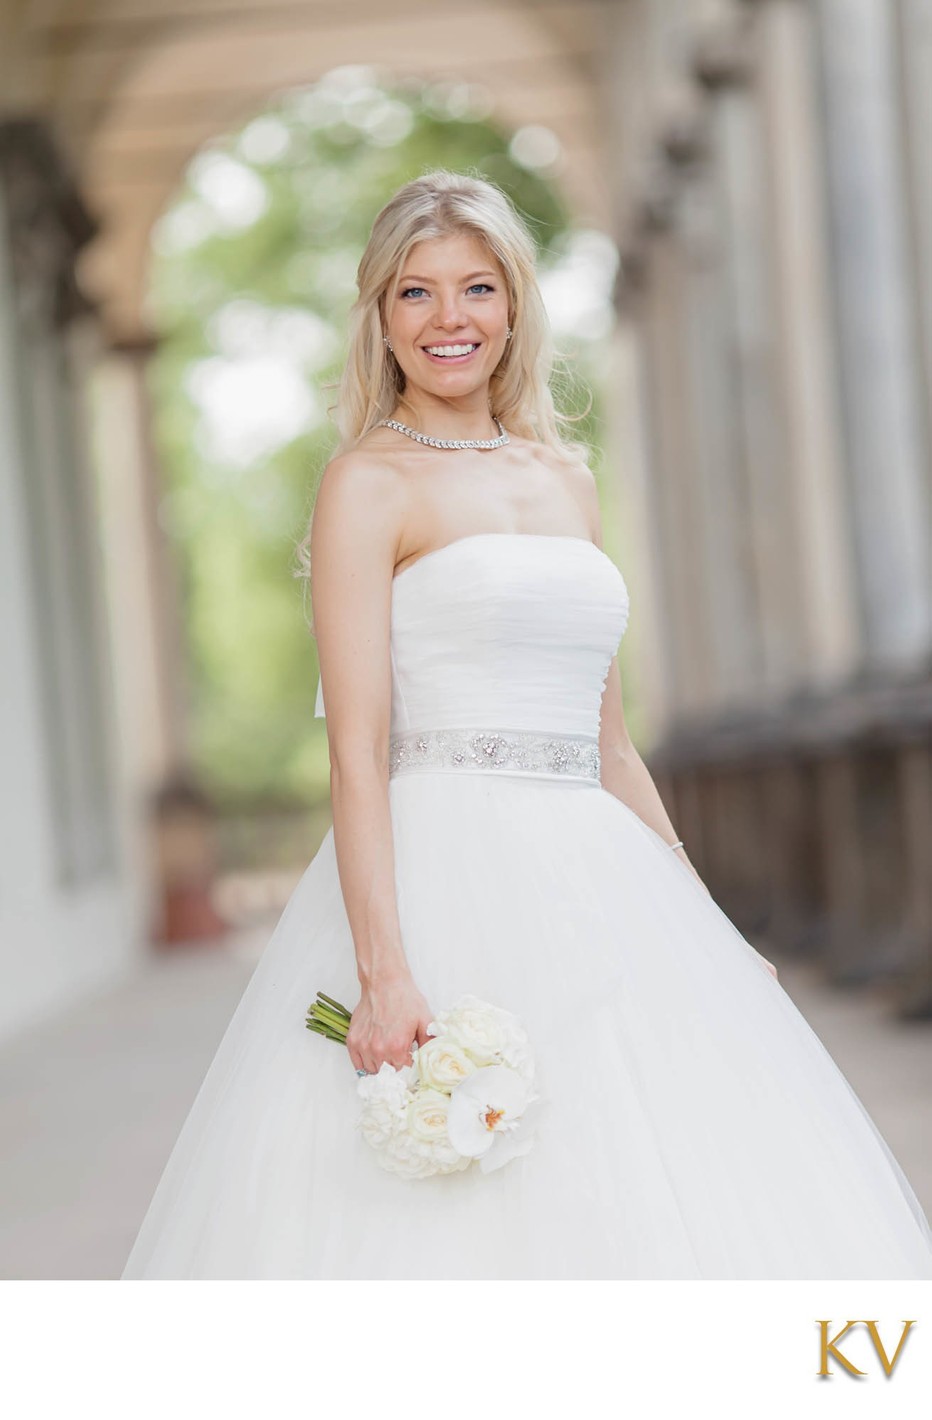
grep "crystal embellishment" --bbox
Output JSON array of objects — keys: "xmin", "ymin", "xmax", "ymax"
[
  {"xmin": 378, "ymin": 417, "xmax": 509, "ymax": 450},
  {"xmin": 388, "ymin": 727, "xmax": 601, "ymax": 783}
]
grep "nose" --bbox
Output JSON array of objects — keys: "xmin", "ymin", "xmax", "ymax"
[{"xmin": 436, "ymin": 297, "xmax": 468, "ymax": 330}]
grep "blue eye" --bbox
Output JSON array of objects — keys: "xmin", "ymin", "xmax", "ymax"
[{"xmin": 400, "ymin": 283, "xmax": 493, "ymax": 298}]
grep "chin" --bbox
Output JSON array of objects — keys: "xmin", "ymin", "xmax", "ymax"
[{"xmin": 411, "ymin": 371, "xmax": 489, "ymax": 397}]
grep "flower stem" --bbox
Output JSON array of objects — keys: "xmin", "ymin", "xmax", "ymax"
[
  {"xmin": 316, "ymin": 991, "xmax": 353, "ymax": 1020},
  {"xmin": 306, "ymin": 1018, "xmax": 347, "ymax": 1044},
  {"xmin": 310, "ymin": 1002, "xmax": 351, "ymax": 1033}
]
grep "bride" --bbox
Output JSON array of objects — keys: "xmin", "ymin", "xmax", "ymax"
[{"xmin": 121, "ymin": 169, "xmax": 932, "ymax": 1280}]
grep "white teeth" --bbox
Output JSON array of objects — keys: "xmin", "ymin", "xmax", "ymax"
[{"xmin": 424, "ymin": 344, "xmax": 478, "ymax": 357}]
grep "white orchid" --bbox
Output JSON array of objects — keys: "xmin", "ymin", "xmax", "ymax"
[{"xmin": 446, "ymin": 1064, "xmax": 543, "ymax": 1174}]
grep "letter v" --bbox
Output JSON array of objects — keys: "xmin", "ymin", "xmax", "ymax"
[{"xmin": 863, "ymin": 1320, "xmax": 916, "ymax": 1377}]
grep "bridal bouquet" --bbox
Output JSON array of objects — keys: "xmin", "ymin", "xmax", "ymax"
[{"xmin": 306, "ymin": 991, "xmax": 542, "ymax": 1180}]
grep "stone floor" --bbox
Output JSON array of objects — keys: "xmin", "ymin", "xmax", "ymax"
[{"xmin": 1, "ymin": 934, "xmax": 930, "ymax": 1279}]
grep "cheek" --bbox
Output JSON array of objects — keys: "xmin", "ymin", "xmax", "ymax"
[{"xmin": 390, "ymin": 303, "xmax": 426, "ymax": 339}]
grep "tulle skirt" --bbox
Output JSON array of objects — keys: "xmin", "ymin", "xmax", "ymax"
[{"xmin": 121, "ymin": 771, "xmax": 932, "ymax": 1280}]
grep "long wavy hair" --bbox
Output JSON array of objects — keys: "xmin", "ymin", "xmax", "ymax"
[{"xmin": 293, "ymin": 169, "xmax": 589, "ymax": 627}]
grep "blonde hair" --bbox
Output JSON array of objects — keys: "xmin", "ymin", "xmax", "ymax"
[{"xmin": 294, "ymin": 168, "xmax": 589, "ymax": 616}]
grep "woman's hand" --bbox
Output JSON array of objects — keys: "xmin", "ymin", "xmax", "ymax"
[{"xmin": 347, "ymin": 971, "xmax": 435, "ymax": 1075}]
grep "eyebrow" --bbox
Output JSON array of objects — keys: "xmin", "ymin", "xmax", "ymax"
[{"xmin": 398, "ymin": 270, "xmax": 498, "ymax": 283}]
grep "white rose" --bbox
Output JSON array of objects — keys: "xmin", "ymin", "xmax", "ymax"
[
  {"xmin": 407, "ymin": 1088, "xmax": 451, "ymax": 1142},
  {"xmin": 358, "ymin": 1090, "xmax": 472, "ymax": 1179},
  {"xmin": 436, "ymin": 995, "xmax": 532, "ymax": 1071},
  {"xmin": 416, "ymin": 1037, "xmax": 476, "ymax": 1092}
]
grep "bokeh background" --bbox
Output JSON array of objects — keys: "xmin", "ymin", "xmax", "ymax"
[{"xmin": 1, "ymin": 0, "xmax": 930, "ymax": 1277}]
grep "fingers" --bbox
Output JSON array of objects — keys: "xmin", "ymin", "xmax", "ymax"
[
  {"xmin": 346, "ymin": 998, "xmax": 434, "ymax": 1075},
  {"xmin": 386, "ymin": 1036, "xmax": 417, "ymax": 1070},
  {"xmin": 346, "ymin": 1031, "xmax": 377, "ymax": 1076},
  {"xmin": 349, "ymin": 1035, "xmax": 416, "ymax": 1074}
]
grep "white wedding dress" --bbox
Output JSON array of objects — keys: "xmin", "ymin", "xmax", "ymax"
[{"xmin": 121, "ymin": 532, "xmax": 932, "ymax": 1280}]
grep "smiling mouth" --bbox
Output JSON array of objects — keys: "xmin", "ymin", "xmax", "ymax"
[{"xmin": 422, "ymin": 343, "xmax": 480, "ymax": 361}]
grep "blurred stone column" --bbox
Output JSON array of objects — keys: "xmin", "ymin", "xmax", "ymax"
[
  {"xmin": 0, "ymin": 164, "xmax": 47, "ymax": 899},
  {"xmin": 612, "ymin": 21, "xmax": 772, "ymax": 721},
  {"xmin": 744, "ymin": 0, "xmax": 861, "ymax": 688},
  {"xmin": 91, "ymin": 337, "xmax": 184, "ymax": 945},
  {"xmin": 91, "ymin": 338, "xmax": 226, "ymax": 945},
  {"xmin": 672, "ymin": 113, "xmax": 764, "ymax": 710},
  {"xmin": 0, "ymin": 117, "xmax": 149, "ymax": 1033},
  {"xmin": 694, "ymin": 11, "xmax": 809, "ymax": 700},
  {"xmin": 636, "ymin": 183, "xmax": 717, "ymax": 720},
  {"xmin": 0, "ymin": 117, "xmax": 113, "ymax": 888},
  {"xmin": 886, "ymin": 1, "xmax": 932, "ymax": 1013},
  {"xmin": 894, "ymin": 0, "xmax": 932, "ymax": 498},
  {"xmin": 92, "ymin": 337, "xmax": 187, "ymax": 794},
  {"xmin": 596, "ymin": 0, "xmax": 695, "ymax": 736},
  {"xmin": 19, "ymin": 281, "xmax": 117, "ymax": 884},
  {"xmin": 595, "ymin": 0, "xmax": 656, "ymax": 249},
  {"xmin": 814, "ymin": 0, "xmax": 932, "ymax": 671},
  {"xmin": 600, "ymin": 305, "xmax": 671, "ymax": 742}
]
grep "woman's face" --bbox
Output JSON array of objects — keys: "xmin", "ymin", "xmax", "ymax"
[{"xmin": 384, "ymin": 231, "xmax": 511, "ymax": 404}]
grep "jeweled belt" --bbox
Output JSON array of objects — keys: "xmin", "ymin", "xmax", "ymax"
[{"xmin": 388, "ymin": 726, "xmax": 601, "ymax": 784}]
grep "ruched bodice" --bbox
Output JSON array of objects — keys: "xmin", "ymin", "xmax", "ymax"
[{"xmin": 314, "ymin": 533, "xmax": 630, "ymax": 740}]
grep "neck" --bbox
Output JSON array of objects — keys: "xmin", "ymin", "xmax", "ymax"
[{"xmin": 395, "ymin": 391, "xmax": 499, "ymax": 442}]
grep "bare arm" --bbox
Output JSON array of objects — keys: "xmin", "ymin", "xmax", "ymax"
[
  {"xmin": 573, "ymin": 464, "xmax": 779, "ymax": 979},
  {"xmin": 567, "ymin": 460, "xmax": 709, "ymax": 889},
  {"xmin": 597, "ymin": 653, "xmax": 709, "ymax": 892},
  {"xmin": 310, "ymin": 453, "xmax": 435, "ymax": 1072},
  {"xmin": 601, "ymin": 667, "xmax": 779, "ymax": 983}
]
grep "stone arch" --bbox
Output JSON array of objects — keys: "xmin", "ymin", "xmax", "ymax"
[{"xmin": 31, "ymin": 1, "xmax": 609, "ymax": 337}]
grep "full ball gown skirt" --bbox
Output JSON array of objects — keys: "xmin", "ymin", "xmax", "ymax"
[{"xmin": 121, "ymin": 534, "xmax": 932, "ymax": 1280}]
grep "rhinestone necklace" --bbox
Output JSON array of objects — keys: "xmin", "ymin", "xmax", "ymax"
[{"xmin": 378, "ymin": 416, "xmax": 510, "ymax": 450}]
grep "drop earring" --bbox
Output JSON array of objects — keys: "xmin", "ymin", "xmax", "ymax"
[
  {"xmin": 383, "ymin": 335, "xmax": 394, "ymax": 353},
  {"xmin": 505, "ymin": 326, "xmax": 513, "ymax": 341}
]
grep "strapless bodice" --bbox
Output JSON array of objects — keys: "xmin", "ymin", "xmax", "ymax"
[{"xmin": 314, "ymin": 534, "xmax": 630, "ymax": 745}]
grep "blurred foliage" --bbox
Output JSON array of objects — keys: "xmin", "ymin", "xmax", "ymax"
[{"xmin": 147, "ymin": 71, "xmax": 611, "ymax": 811}]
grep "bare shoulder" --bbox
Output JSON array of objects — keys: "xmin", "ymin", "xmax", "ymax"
[
  {"xmin": 316, "ymin": 445, "xmax": 406, "ymax": 501},
  {"xmin": 311, "ymin": 447, "xmax": 410, "ymax": 571},
  {"xmin": 526, "ymin": 438, "xmax": 601, "ymax": 540},
  {"xmin": 559, "ymin": 448, "xmax": 599, "ymax": 506}
]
